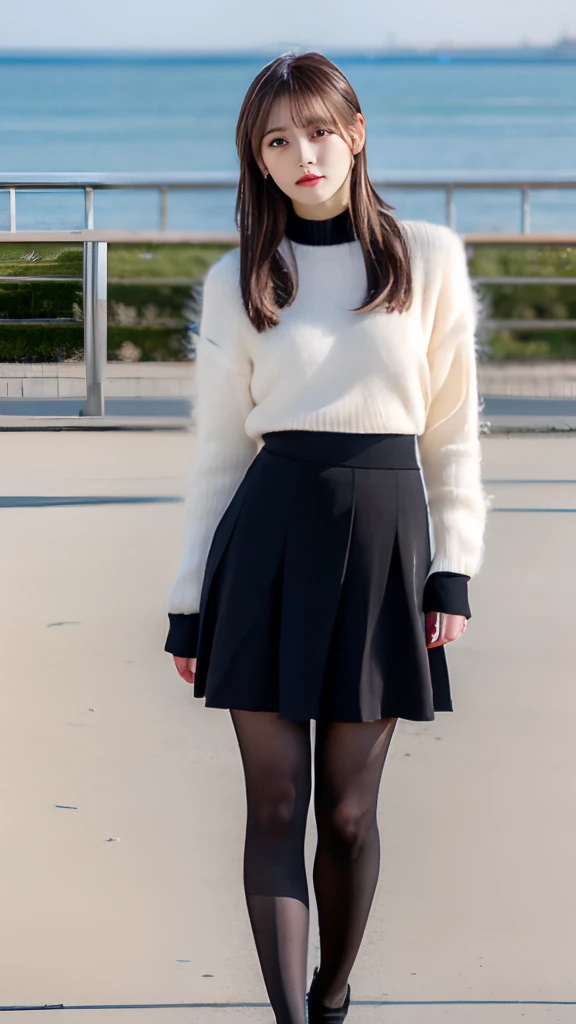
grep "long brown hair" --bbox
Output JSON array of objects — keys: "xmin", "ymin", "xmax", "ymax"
[{"xmin": 235, "ymin": 50, "xmax": 413, "ymax": 333}]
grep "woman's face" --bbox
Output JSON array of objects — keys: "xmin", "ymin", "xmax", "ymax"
[{"xmin": 260, "ymin": 94, "xmax": 365, "ymax": 218}]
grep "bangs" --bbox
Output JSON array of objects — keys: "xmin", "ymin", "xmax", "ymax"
[
  {"xmin": 254, "ymin": 77, "xmax": 351, "ymax": 150},
  {"xmin": 287, "ymin": 85, "xmax": 347, "ymax": 136}
]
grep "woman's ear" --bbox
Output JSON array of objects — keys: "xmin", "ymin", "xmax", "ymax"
[{"xmin": 352, "ymin": 114, "xmax": 366, "ymax": 156}]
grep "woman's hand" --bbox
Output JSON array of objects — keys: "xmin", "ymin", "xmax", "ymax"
[
  {"xmin": 425, "ymin": 611, "xmax": 467, "ymax": 648},
  {"xmin": 173, "ymin": 656, "xmax": 196, "ymax": 685}
]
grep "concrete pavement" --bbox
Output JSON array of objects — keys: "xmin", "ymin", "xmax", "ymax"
[{"xmin": 1, "ymin": 430, "xmax": 576, "ymax": 1021}]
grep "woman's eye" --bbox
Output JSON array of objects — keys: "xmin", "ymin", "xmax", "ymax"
[{"xmin": 269, "ymin": 129, "xmax": 331, "ymax": 148}]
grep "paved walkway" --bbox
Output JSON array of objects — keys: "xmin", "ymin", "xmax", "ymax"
[{"xmin": 1, "ymin": 430, "xmax": 575, "ymax": 1021}]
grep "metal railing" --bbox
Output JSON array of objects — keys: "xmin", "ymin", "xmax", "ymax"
[
  {"xmin": 2, "ymin": 173, "xmax": 576, "ymax": 416},
  {"xmin": 3, "ymin": 172, "xmax": 576, "ymax": 234}
]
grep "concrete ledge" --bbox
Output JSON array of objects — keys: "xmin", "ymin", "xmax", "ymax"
[
  {"xmin": 0, "ymin": 362, "xmax": 194, "ymax": 399},
  {"xmin": 0, "ymin": 362, "xmax": 192, "ymax": 377},
  {"xmin": 0, "ymin": 415, "xmax": 191, "ymax": 430},
  {"xmin": 3, "ymin": 361, "xmax": 576, "ymax": 399},
  {"xmin": 479, "ymin": 361, "xmax": 576, "ymax": 398},
  {"xmin": 482, "ymin": 415, "xmax": 576, "ymax": 432},
  {"xmin": 2, "ymin": 414, "xmax": 576, "ymax": 434}
]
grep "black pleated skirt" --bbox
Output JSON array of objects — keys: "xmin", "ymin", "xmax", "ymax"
[{"xmin": 193, "ymin": 430, "xmax": 453, "ymax": 723}]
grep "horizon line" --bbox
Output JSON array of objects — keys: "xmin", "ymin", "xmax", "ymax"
[{"xmin": 0, "ymin": 36, "xmax": 576, "ymax": 57}]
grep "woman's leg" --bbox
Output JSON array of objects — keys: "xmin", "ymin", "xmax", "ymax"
[
  {"xmin": 229, "ymin": 709, "xmax": 313, "ymax": 1024},
  {"xmin": 311, "ymin": 716, "xmax": 399, "ymax": 1007}
]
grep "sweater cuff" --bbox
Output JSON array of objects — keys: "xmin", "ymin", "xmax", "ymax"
[
  {"xmin": 164, "ymin": 613, "xmax": 200, "ymax": 658},
  {"xmin": 423, "ymin": 572, "xmax": 471, "ymax": 619}
]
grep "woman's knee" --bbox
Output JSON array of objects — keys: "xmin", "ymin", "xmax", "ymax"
[
  {"xmin": 249, "ymin": 783, "xmax": 302, "ymax": 842},
  {"xmin": 320, "ymin": 800, "xmax": 377, "ymax": 857}
]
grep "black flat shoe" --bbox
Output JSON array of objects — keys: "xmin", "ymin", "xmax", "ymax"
[{"xmin": 306, "ymin": 966, "xmax": 351, "ymax": 1023}]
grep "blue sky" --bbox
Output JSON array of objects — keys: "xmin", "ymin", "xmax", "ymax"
[{"xmin": 2, "ymin": 0, "xmax": 575, "ymax": 50}]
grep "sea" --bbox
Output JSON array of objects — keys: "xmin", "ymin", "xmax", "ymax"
[{"xmin": 1, "ymin": 54, "xmax": 576, "ymax": 233}]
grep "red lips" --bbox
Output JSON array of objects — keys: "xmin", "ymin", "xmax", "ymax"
[{"xmin": 296, "ymin": 173, "xmax": 323, "ymax": 184}]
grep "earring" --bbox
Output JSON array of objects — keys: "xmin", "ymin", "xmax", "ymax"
[{"xmin": 263, "ymin": 169, "xmax": 269, "ymax": 179}]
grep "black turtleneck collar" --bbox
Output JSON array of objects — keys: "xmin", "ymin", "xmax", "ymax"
[{"xmin": 285, "ymin": 204, "xmax": 356, "ymax": 245}]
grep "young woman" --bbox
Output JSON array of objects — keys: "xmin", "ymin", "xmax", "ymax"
[{"xmin": 164, "ymin": 51, "xmax": 488, "ymax": 1024}]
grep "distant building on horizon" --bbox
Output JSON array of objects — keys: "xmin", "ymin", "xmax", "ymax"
[
  {"xmin": 1, "ymin": 34, "xmax": 576, "ymax": 62},
  {"xmin": 344, "ymin": 32, "xmax": 576, "ymax": 62}
]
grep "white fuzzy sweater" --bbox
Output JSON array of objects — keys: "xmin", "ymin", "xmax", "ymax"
[{"xmin": 166, "ymin": 219, "xmax": 489, "ymax": 617}]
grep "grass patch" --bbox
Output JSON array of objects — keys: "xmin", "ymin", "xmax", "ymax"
[{"xmin": 1, "ymin": 240, "xmax": 575, "ymax": 362}]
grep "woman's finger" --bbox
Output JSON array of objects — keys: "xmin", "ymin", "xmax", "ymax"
[
  {"xmin": 425, "ymin": 611, "xmax": 442, "ymax": 647},
  {"xmin": 426, "ymin": 612, "xmax": 467, "ymax": 648},
  {"xmin": 173, "ymin": 655, "xmax": 197, "ymax": 685},
  {"xmin": 442, "ymin": 622, "xmax": 462, "ymax": 644}
]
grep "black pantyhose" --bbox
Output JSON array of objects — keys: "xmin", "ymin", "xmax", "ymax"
[{"xmin": 229, "ymin": 709, "xmax": 398, "ymax": 1024}]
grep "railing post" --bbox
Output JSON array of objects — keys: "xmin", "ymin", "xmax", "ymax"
[
  {"xmin": 160, "ymin": 186, "xmax": 169, "ymax": 231},
  {"xmin": 446, "ymin": 186, "xmax": 455, "ymax": 229},
  {"xmin": 85, "ymin": 242, "xmax": 107, "ymax": 416},
  {"xmin": 82, "ymin": 186, "xmax": 106, "ymax": 416},
  {"xmin": 521, "ymin": 187, "xmax": 531, "ymax": 234},
  {"xmin": 84, "ymin": 186, "xmax": 94, "ymax": 230},
  {"xmin": 9, "ymin": 188, "xmax": 16, "ymax": 232},
  {"xmin": 83, "ymin": 240, "xmax": 95, "ymax": 412}
]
